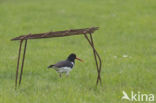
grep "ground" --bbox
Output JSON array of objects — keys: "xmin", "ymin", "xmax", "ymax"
[{"xmin": 0, "ymin": 0, "xmax": 155, "ymax": 103}]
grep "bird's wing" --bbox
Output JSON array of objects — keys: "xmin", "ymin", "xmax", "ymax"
[{"xmin": 53, "ymin": 61, "xmax": 73, "ymax": 68}]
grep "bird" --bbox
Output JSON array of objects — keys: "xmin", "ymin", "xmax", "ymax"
[{"xmin": 48, "ymin": 53, "xmax": 83, "ymax": 77}]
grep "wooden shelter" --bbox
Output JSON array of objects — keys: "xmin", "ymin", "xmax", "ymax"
[{"xmin": 11, "ymin": 27, "xmax": 102, "ymax": 89}]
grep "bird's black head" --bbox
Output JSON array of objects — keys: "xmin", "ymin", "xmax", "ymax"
[
  {"xmin": 67, "ymin": 53, "xmax": 76, "ymax": 62},
  {"xmin": 67, "ymin": 53, "xmax": 83, "ymax": 62}
]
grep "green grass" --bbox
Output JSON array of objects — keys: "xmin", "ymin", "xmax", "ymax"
[{"xmin": 0, "ymin": 0, "xmax": 155, "ymax": 103}]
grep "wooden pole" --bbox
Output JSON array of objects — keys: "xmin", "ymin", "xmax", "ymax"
[
  {"xmin": 19, "ymin": 40, "xmax": 28, "ymax": 86},
  {"xmin": 84, "ymin": 34, "xmax": 102, "ymax": 85},
  {"xmin": 15, "ymin": 40, "xmax": 23, "ymax": 89},
  {"xmin": 89, "ymin": 34, "xmax": 102, "ymax": 84}
]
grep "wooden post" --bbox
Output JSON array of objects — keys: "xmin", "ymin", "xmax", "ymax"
[
  {"xmin": 15, "ymin": 40, "xmax": 23, "ymax": 89},
  {"xmin": 19, "ymin": 40, "xmax": 28, "ymax": 86},
  {"xmin": 84, "ymin": 34, "xmax": 102, "ymax": 85}
]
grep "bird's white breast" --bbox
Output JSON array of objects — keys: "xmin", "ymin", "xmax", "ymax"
[
  {"xmin": 56, "ymin": 67, "xmax": 72, "ymax": 73},
  {"xmin": 71, "ymin": 62, "xmax": 74, "ymax": 66}
]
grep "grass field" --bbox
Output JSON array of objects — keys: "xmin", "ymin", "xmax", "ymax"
[{"xmin": 0, "ymin": 0, "xmax": 155, "ymax": 103}]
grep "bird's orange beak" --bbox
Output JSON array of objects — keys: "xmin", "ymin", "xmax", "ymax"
[{"xmin": 76, "ymin": 57, "xmax": 83, "ymax": 62}]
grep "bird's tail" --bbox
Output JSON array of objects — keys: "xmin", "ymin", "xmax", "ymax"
[{"xmin": 48, "ymin": 65, "xmax": 54, "ymax": 68}]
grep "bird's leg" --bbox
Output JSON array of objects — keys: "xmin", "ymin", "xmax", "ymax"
[
  {"xmin": 66, "ymin": 72, "xmax": 69, "ymax": 77},
  {"xmin": 59, "ymin": 73, "xmax": 62, "ymax": 78}
]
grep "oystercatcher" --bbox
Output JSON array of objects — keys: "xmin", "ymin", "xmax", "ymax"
[{"xmin": 48, "ymin": 53, "xmax": 83, "ymax": 77}]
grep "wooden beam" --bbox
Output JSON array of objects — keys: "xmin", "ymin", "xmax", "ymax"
[{"xmin": 11, "ymin": 27, "xmax": 98, "ymax": 41}]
